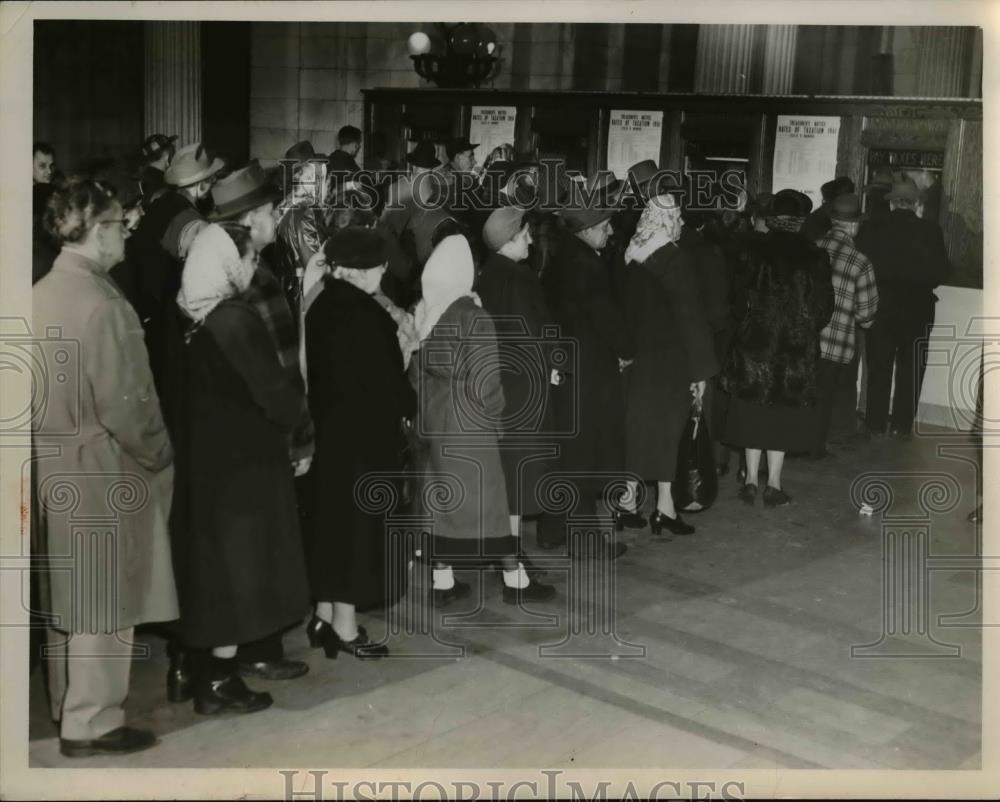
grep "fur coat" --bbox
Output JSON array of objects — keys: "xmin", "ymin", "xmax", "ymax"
[{"xmin": 720, "ymin": 230, "xmax": 834, "ymax": 407}]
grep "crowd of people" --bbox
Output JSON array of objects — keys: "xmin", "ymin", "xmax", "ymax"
[{"xmin": 31, "ymin": 125, "xmax": 954, "ymax": 758}]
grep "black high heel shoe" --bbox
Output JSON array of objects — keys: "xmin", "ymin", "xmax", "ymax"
[
  {"xmin": 612, "ymin": 508, "xmax": 647, "ymax": 532},
  {"xmin": 306, "ymin": 616, "xmax": 388, "ymax": 659},
  {"xmin": 649, "ymin": 510, "xmax": 695, "ymax": 536}
]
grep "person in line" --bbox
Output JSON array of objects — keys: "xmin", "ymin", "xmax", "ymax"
[
  {"xmin": 619, "ymin": 194, "xmax": 719, "ymax": 537},
  {"xmin": 33, "ymin": 141, "xmax": 55, "ymax": 188},
  {"xmin": 719, "ymin": 189, "xmax": 834, "ymax": 507},
  {"xmin": 172, "ymin": 222, "xmax": 310, "ymax": 715},
  {"xmin": 304, "ymin": 227, "xmax": 416, "ymax": 659},
  {"xmin": 813, "ymin": 193, "xmax": 880, "ymax": 457},
  {"xmin": 327, "ymin": 124, "xmax": 363, "ymax": 176},
  {"xmin": 410, "ymin": 235, "xmax": 558, "ymax": 605},
  {"xmin": 207, "ymin": 161, "xmax": 315, "ymax": 680},
  {"xmin": 542, "ymin": 205, "xmax": 634, "ymax": 558},
  {"xmin": 137, "ymin": 133, "xmax": 178, "ymax": 208},
  {"xmin": 801, "ymin": 175, "xmax": 855, "ymax": 242},
  {"xmin": 855, "ymin": 179, "xmax": 951, "ymax": 438},
  {"xmin": 34, "ymin": 179, "xmax": 178, "ymax": 757},
  {"xmin": 475, "ymin": 206, "xmax": 565, "ymax": 553}
]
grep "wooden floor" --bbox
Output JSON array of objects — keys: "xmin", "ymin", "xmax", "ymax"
[{"xmin": 28, "ymin": 426, "xmax": 983, "ymax": 770}]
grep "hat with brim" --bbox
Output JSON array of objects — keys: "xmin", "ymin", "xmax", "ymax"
[
  {"xmin": 324, "ymin": 227, "xmax": 389, "ymax": 270},
  {"xmin": 560, "ymin": 206, "xmax": 615, "ymax": 233},
  {"xmin": 406, "ymin": 141, "xmax": 441, "ymax": 169},
  {"xmin": 141, "ymin": 133, "xmax": 179, "ymax": 162},
  {"xmin": 446, "ymin": 136, "xmax": 479, "ymax": 159},
  {"xmin": 772, "ymin": 188, "xmax": 813, "ymax": 217},
  {"xmin": 285, "ymin": 140, "xmax": 327, "ymax": 163},
  {"xmin": 165, "ymin": 142, "xmax": 224, "ymax": 188},
  {"xmin": 829, "ymin": 193, "xmax": 864, "ymax": 222},
  {"xmin": 586, "ymin": 170, "xmax": 623, "ymax": 203},
  {"xmin": 209, "ymin": 160, "xmax": 284, "ymax": 221},
  {"xmin": 885, "ymin": 180, "xmax": 922, "ymax": 204},
  {"xmin": 626, "ymin": 159, "xmax": 659, "ymax": 190}
]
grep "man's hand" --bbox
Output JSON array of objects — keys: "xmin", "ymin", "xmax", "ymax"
[
  {"xmin": 690, "ymin": 380, "xmax": 706, "ymax": 402},
  {"xmin": 293, "ymin": 456, "xmax": 313, "ymax": 477}
]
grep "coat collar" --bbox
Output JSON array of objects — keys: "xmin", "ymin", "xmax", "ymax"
[{"xmin": 52, "ymin": 248, "xmax": 107, "ymax": 276}]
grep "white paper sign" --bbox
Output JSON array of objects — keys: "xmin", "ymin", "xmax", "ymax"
[
  {"xmin": 607, "ymin": 110, "xmax": 663, "ymax": 180},
  {"xmin": 468, "ymin": 106, "xmax": 517, "ymax": 163},
  {"xmin": 771, "ymin": 115, "xmax": 841, "ymax": 208}
]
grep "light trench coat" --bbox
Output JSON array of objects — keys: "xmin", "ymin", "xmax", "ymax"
[{"xmin": 32, "ymin": 250, "xmax": 178, "ymax": 634}]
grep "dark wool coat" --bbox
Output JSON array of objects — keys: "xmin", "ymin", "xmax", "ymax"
[
  {"xmin": 475, "ymin": 251, "xmax": 560, "ymax": 515},
  {"xmin": 170, "ymin": 300, "xmax": 309, "ymax": 648},
  {"xmin": 623, "ymin": 243, "xmax": 719, "ymax": 479},
  {"xmin": 542, "ymin": 231, "xmax": 635, "ymax": 477},
  {"xmin": 305, "ymin": 278, "xmax": 415, "ymax": 609},
  {"xmin": 719, "ymin": 231, "xmax": 835, "ymax": 408},
  {"xmin": 409, "ymin": 298, "xmax": 510, "ymax": 551}
]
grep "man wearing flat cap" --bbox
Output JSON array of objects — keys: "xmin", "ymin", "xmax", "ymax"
[
  {"xmin": 120, "ymin": 142, "xmax": 224, "ymax": 399},
  {"xmin": 855, "ymin": 178, "xmax": 951, "ymax": 439},
  {"xmin": 814, "ymin": 193, "xmax": 880, "ymax": 456},
  {"xmin": 476, "ymin": 207, "xmax": 566, "ymax": 554},
  {"xmin": 541, "ymin": 204, "xmax": 634, "ymax": 558},
  {"xmin": 138, "ymin": 133, "xmax": 179, "ymax": 208}
]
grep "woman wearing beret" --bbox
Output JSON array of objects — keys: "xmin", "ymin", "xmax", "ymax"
[
  {"xmin": 410, "ymin": 235, "xmax": 557, "ymax": 606},
  {"xmin": 171, "ymin": 222, "xmax": 310, "ymax": 715},
  {"xmin": 304, "ymin": 227, "xmax": 416, "ymax": 658},
  {"xmin": 719, "ymin": 189, "xmax": 835, "ymax": 506},
  {"xmin": 617, "ymin": 194, "xmax": 719, "ymax": 537}
]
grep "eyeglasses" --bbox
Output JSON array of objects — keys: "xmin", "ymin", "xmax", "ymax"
[{"xmin": 97, "ymin": 218, "xmax": 131, "ymax": 236}]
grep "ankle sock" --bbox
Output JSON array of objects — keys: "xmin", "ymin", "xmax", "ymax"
[
  {"xmin": 432, "ymin": 566, "xmax": 455, "ymax": 591},
  {"xmin": 502, "ymin": 563, "xmax": 530, "ymax": 589}
]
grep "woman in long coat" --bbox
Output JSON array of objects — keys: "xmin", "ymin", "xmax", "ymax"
[
  {"xmin": 475, "ymin": 206, "xmax": 563, "ymax": 549},
  {"xmin": 541, "ymin": 208, "xmax": 635, "ymax": 535},
  {"xmin": 621, "ymin": 195, "xmax": 719, "ymax": 537},
  {"xmin": 33, "ymin": 179, "xmax": 177, "ymax": 755},
  {"xmin": 719, "ymin": 190, "xmax": 835, "ymax": 506},
  {"xmin": 172, "ymin": 223, "xmax": 309, "ymax": 715},
  {"xmin": 304, "ymin": 227, "xmax": 415, "ymax": 660},
  {"xmin": 410, "ymin": 235, "xmax": 556, "ymax": 606}
]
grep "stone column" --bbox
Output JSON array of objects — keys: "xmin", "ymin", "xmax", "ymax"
[
  {"xmin": 761, "ymin": 25, "xmax": 798, "ymax": 94},
  {"xmin": 694, "ymin": 24, "xmax": 755, "ymax": 93},
  {"xmin": 916, "ymin": 26, "xmax": 974, "ymax": 98},
  {"xmin": 144, "ymin": 22, "xmax": 202, "ymax": 144}
]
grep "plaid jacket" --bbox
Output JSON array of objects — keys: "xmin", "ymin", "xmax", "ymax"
[
  {"xmin": 816, "ymin": 228, "xmax": 880, "ymax": 364},
  {"xmin": 245, "ymin": 259, "xmax": 316, "ymax": 463}
]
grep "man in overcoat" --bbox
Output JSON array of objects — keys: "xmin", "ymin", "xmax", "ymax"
[{"xmin": 34, "ymin": 179, "xmax": 178, "ymax": 757}]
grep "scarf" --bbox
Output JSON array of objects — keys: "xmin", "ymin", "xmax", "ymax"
[
  {"xmin": 177, "ymin": 224, "xmax": 254, "ymax": 325},
  {"xmin": 413, "ymin": 234, "xmax": 481, "ymax": 342},
  {"xmin": 765, "ymin": 215, "xmax": 806, "ymax": 233},
  {"xmin": 624, "ymin": 194, "xmax": 682, "ymax": 264}
]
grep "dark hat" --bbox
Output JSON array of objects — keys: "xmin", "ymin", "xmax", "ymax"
[
  {"xmin": 405, "ymin": 140, "xmax": 441, "ymax": 169},
  {"xmin": 821, "ymin": 175, "xmax": 855, "ymax": 202},
  {"xmin": 627, "ymin": 159, "xmax": 659, "ymax": 189},
  {"xmin": 771, "ymin": 188, "xmax": 813, "ymax": 217},
  {"xmin": 284, "ymin": 140, "xmax": 326, "ymax": 162},
  {"xmin": 324, "ymin": 227, "xmax": 389, "ymax": 270},
  {"xmin": 209, "ymin": 159, "xmax": 283, "ymax": 220},
  {"xmin": 483, "ymin": 206, "xmax": 528, "ymax": 251},
  {"xmin": 829, "ymin": 193, "xmax": 864, "ymax": 222},
  {"xmin": 586, "ymin": 170, "xmax": 623, "ymax": 196},
  {"xmin": 749, "ymin": 191, "xmax": 774, "ymax": 218},
  {"xmin": 141, "ymin": 133, "xmax": 178, "ymax": 162},
  {"xmin": 165, "ymin": 142, "xmax": 224, "ymax": 188},
  {"xmin": 445, "ymin": 136, "xmax": 478, "ymax": 159},
  {"xmin": 885, "ymin": 178, "xmax": 922, "ymax": 204},
  {"xmin": 560, "ymin": 205, "xmax": 615, "ymax": 233}
]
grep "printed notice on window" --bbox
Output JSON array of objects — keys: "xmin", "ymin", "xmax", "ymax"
[
  {"xmin": 772, "ymin": 115, "xmax": 841, "ymax": 208},
  {"xmin": 468, "ymin": 106, "xmax": 517, "ymax": 163},
  {"xmin": 607, "ymin": 110, "xmax": 663, "ymax": 181}
]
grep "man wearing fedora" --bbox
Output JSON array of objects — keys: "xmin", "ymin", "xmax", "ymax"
[
  {"xmin": 541, "ymin": 203, "xmax": 634, "ymax": 558},
  {"xmin": 801, "ymin": 175, "xmax": 855, "ymax": 242},
  {"xmin": 814, "ymin": 193, "xmax": 880, "ymax": 455},
  {"xmin": 204, "ymin": 160, "xmax": 314, "ymax": 682},
  {"xmin": 137, "ymin": 133, "xmax": 179, "ymax": 208},
  {"xmin": 121, "ymin": 142, "xmax": 224, "ymax": 404},
  {"xmin": 855, "ymin": 178, "xmax": 950, "ymax": 438}
]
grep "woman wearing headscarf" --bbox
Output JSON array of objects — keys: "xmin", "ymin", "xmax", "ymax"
[
  {"xmin": 618, "ymin": 195, "xmax": 719, "ymax": 537},
  {"xmin": 719, "ymin": 189, "xmax": 835, "ymax": 506},
  {"xmin": 171, "ymin": 223, "xmax": 310, "ymax": 715},
  {"xmin": 410, "ymin": 235, "xmax": 557, "ymax": 606},
  {"xmin": 303, "ymin": 227, "xmax": 416, "ymax": 659}
]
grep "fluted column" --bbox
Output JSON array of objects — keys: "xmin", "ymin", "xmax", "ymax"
[
  {"xmin": 694, "ymin": 24, "xmax": 755, "ymax": 93},
  {"xmin": 144, "ymin": 22, "xmax": 202, "ymax": 144},
  {"xmin": 761, "ymin": 25, "xmax": 798, "ymax": 94},
  {"xmin": 915, "ymin": 26, "xmax": 973, "ymax": 98}
]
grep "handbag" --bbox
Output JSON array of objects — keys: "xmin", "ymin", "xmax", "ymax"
[{"xmin": 671, "ymin": 396, "xmax": 719, "ymax": 513}]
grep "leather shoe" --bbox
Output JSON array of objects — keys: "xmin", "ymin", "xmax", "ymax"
[
  {"xmin": 60, "ymin": 726, "xmax": 157, "ymax": 758},
  {"xmin": 432, "ymin": 579, "xmax": 472, "ymax": 607},
  {"xmin": 166, "ymin": 650, "xmax": 200, "ymax": 703},
  {"xmin": 762, "ymin": 485, "xmax": 792, "ymax": 507},
  {"xmin": 195, "ymin": 659, "xmax": 273, "ymax": 715},
  {"xmin": 237, "ymin": 658, "xmax": 309, "ymax": 681},
  {"xmin": 502, "ymin": 578, "xmax": 557, "ymax": 604}
]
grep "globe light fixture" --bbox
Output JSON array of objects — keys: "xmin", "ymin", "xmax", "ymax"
[{"xmin": 409, "ymin": 23, "xmax": 500, "ymax": 88}]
